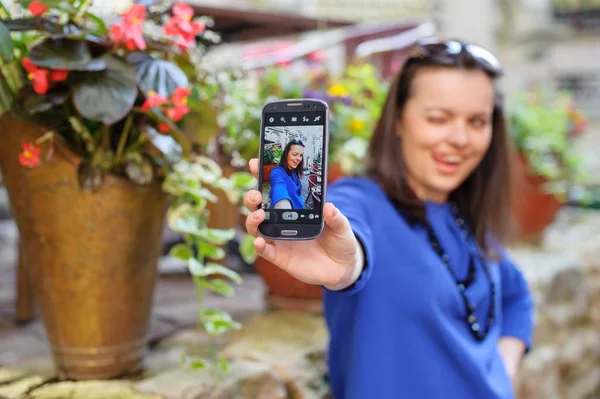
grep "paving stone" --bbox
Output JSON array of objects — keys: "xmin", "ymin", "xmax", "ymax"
[
  {"xmin": 135, "ymin": 359, "xmax": 286, "ymax": 399},
  {"xmin": 26, "ymin": 380, "xmax": 160, "ymax": 399},
  {"xmin": 0, "ymin": 375, "xmax": 48, "ymax": 398}
]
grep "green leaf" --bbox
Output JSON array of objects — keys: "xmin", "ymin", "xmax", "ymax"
[
  {"xmin": 23, "ymin": 91, "xmax": 69, "ymax": 114},
  {"xmin": 28, "ymin": 38, "xmax": 106, "ymax": 71},
  {"xmin": 199, "ymin": 278, "xmax": 235, "ymax": 297},
  {"xmin": 84, "ymin": 11, "xmax": 108, "ymax": 36},
  {"xmin": 169, "ymin": 243, "xmax": 194, "ymax": 261},
  {"xmin": 189, "ymin": 156, "xmax": 222, "ymax": 184},
  {"xmin": 167, "ymin": 203, "xmax": 203, "ymax": 236},
  {"xmin": 0, "ymin": 21, "xmax": 13, "ymax": 60},
  {"xmin": 203, "ymin": 228, "xmax": 236, "ymax": 245},
  {"xmin": 199, "ymin": 309, "xmax": 241, "ymax": 336},
  {"xmin": 144, "ymin": 126, "xmax": 183, "ymax": 163},
  {"xmin": 190, "ymin": 359, "xmax": 207, "ymax": 369},
  {"xmin": 148, "ymin": 108, "xmax": 191, "ymax": 157},
  {"xmin": 230, "ymin": 172, "xmax": 257, "ymax": 189},
  {"xmin": 193, "ymin": 263, "xmax": 243, "ymax": 284},
  {"xmin": 239, "ymin": 233, "xmax": 257, "ymax": 264},
  {"xmin": 188, "ymin": 257, "xmax": 204, "ymax": 275},
  {"xmin": 130, "ymin": 53, "xmax": 189, "ymax": 98},
  {"xmin": 0, "ymin": 18, "xmax": 39, "ymax": 31},
  {"xmin": 198, "ymin": 241, "xmax": 225, "ymax": 260},
  {"xmin": 183, "ymin": 100, "xmax": 219, "ymax": 145},
  {"xmin": 73, "ymin": 55, "xmax": 138, "ymax": 125}
]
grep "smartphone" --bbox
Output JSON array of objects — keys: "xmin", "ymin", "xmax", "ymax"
[{"xmin": 257, "ymin": 98, "xmax": 329, "ymax": 240}]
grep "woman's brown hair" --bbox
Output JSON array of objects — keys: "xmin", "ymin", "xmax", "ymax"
[
  {"xmin": 279, "ymin": 139, "xmax": 305, "ymax": 177},
  {"xmin": 365, "ymin": 45, "xmax": 515, "ymax": 256}
]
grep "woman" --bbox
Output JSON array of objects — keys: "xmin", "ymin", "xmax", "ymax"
[
  {"xmin": 245, "ymin": 39, "xmax": 534, "ymax": 399},
  {"xmin": 269, "ymin": 139, "xmax": 305, "ymax": 209}
]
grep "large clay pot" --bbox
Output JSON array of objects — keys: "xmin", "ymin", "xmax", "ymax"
[
  {"xmin": 255, "ymin": 256, "xmax": 323, "ymax": 313},
  {"xmin": 511, "ymin": 153, "xmax": 563, "ymax": 240},
  {"xmin": 0, "ymin": 113, "xmax": 167, "ymax": 380}
]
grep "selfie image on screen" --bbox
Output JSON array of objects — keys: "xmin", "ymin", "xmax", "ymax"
[{"xmin": 261, "ymin": 124, "xmax": 324, "ymax": 214}]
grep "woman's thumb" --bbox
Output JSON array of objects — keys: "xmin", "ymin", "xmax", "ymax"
[{"xmin": 323, "ymin": 203, "xmax": 351, "ymax": 236}]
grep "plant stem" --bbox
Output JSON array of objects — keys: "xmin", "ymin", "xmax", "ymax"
[
  {"xmin": 74, "ymin": 0, "xmax": 93, "ymax": 22},
  {"xmin": 68, "ymin": 116, "xmax": 95, "ymax": 153},
  {"xmin": 115, "ymin": 115, "xmax": 133, "ymax": 163}
]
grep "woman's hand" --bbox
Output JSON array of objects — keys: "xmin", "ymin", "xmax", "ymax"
[{"xmin": 245, "ymin": 158, "xmax": 363, "ymax": 290}]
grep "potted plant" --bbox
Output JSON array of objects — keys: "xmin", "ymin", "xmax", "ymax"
[
  {"xmin": 508, "ymin": 85, "xmax": 589, "ymax": 238},
  {"xmin": 0, "ymin": 0, "xmax": 253, "ymax": 379}
]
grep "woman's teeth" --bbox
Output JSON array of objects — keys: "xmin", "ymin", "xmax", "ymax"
[{"xmin": 442, "ymin": 155, "xmax": 463, "ymax": 164}]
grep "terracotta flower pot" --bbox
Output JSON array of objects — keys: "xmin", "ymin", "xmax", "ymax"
[
  {"xmin": 0, "ymin": 113, "xmax": 167, "ymax": 380},
  {"xmin": 262, "ymin": 163, "xmax": 276, "ymax": 183},
  {"xmin": 255, "ymin": 256, "xmax": 323, "ymax": 313},
  {"xmin": 511, "ymin": 153, "xmax": 563, "ymax": 240}
]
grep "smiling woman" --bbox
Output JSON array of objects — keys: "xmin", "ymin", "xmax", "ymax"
[{"xmin": 243, "ymin": 38, "xmax": 534, "ymax": 399}]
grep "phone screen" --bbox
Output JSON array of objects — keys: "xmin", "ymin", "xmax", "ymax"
[{"xmin": 260, "ymin": 109, "xmax": 327, "ymax": 227}]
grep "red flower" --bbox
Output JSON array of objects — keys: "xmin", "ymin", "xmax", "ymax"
[
  {"xmin": 171, "ymin": 87, "xmax": 191, "ymax": 105},
  {"xmin": 157, "ymin": 123, "xmax": 171, "ymax": 133},
  {"xmin": 50, "ymin": 70, "xmax": 68, "ymax": 82},
  {"xmin": 22, "ymin": 58, "xmax": 69, "ymax": 95},
  {"xmin": 163, "ymin": 3, "xmax": 205, "ymax": 49},
  {"xmin": 18, "ymin": 141, "xmax": 42, "ymax": 168},
  {"xmin": 28, "ymin": 0, "xmax": 47, "ymax": 16},
  {"xmin": 141, "ymin": 91, "xmax": 169, "ymax": 111},
  {"xmin": 110, "ymin": 4, "xmax": 146, "ymax": 51},
  {"xmin": 165, "ymin": 87, "xmax": 191, "ymax": 122}
]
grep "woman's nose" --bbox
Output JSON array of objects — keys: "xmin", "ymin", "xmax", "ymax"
[{"xmin": 447, "ymin": 121, "xmax": 470, "ymax": 148}]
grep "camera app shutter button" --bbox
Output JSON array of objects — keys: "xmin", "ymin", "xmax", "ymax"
[{"xmin": 282, "ymin": 212, "xmax": 298, "ymax": 221}]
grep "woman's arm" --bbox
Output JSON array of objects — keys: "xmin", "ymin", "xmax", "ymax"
[
  {"xmin": 497, "ymin": 251, "xmax": 534, "ymax": 380},
  {"xmin": 269, "ymin": 168, "xmax": 292, "ymax": 209},
  {"xmin": 273, "ymin": 199, "xmax": 292, "ymax": 209},
  {"xmin": 498, "ymin": 336, "xmax": 526, "ymax": 381}
]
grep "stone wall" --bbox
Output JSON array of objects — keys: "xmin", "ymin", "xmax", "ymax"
[{"xmin": 512, "ymin": 209, "xmax": 600, "ymax": 399}]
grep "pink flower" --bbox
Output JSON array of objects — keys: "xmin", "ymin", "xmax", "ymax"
[
  {"xmin": 110, "ymin": 4, "xmax": 146, "ymax": 51},
  {"xmin": 163, "ymin": 3, "xmax": 205, "ymax": 49}
]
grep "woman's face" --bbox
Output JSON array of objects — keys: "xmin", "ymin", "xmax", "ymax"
[
  {"xmin": 287, "ymin": 144, "xmax": 304, "ymax": 169},
  {"xmin": 397, "ymin": 67, "xmax": 494, "ymax": 203}
]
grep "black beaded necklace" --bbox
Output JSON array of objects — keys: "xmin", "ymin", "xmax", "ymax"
[{"xmin": 422, "ymin": 203, "xmax": 496, "ymax": 341}]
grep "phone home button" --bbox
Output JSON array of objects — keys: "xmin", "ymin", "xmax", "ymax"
[
  {"xmin": 282, "ymin": 212, "xmax": 299, "ymax": 221},
  {"xmin": 281, "ymin": 230, "xmax": 298, "ymax": 237}
]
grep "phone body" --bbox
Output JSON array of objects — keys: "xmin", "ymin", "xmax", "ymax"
[{"xmin": 257, "ymin": 98, "xmax": 329, "ymax": 240}]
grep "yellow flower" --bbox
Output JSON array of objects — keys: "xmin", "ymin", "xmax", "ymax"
[
  {"xmin": 348, "ymin": 118, "xmax": 365, "ymax": 133},
  {"xmin": 327, "ymin": 84, "xmax": 348, "ymax": 98}
]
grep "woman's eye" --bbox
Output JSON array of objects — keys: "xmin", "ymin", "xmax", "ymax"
[
  {"xmin": 427, "ymin": 117, "xmax": 446, "ymax": 124},
  {"xmin": 470, "ymin": 119, "xmax": 488, "ymax": 128}
]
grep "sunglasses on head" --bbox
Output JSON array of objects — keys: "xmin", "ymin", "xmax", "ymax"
[
  {"xmin": 289, "ymin": 139, "xmax": 304, "ymax": 146},
  {"xmin": 408, "ymin": 38, "xmax": 503, "ymax": 76}
]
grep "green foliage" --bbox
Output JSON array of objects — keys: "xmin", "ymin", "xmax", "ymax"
[
  {"xmin": 508, "ymin": 85, "xmax": 590, "ymax": 198},
  {"xmin": 216, "ymin": 63, "xmax": 388, "ymax": 175},
  {"xmin": 163, "ymin": 155, "xmax": 255, "ymax": 351}
]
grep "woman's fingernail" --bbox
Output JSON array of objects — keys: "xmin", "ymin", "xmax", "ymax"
[{"xmin": 253, "ymin": 210, "xmax": 262, "ymax": 220}]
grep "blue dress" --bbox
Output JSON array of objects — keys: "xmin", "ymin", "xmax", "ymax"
[
  {"xmin": 324, "ymin": 177, "xmax": 534, "ymax": 399},
  {"xmin": 269, "ymin": 166, "xmax": 304, "ymax": 209}
]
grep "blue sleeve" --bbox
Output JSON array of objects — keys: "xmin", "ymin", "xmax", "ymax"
[
  {"xmin": 325, "ymin": 178, "xmax": 375, "ymax": 295},
  {"xmin": 498, "ymin": 250, "xmax": 535, "ymax": 351},
  {"xmin": 270, "ymin": 167, "xmax": 291, "ymax": 206}
]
